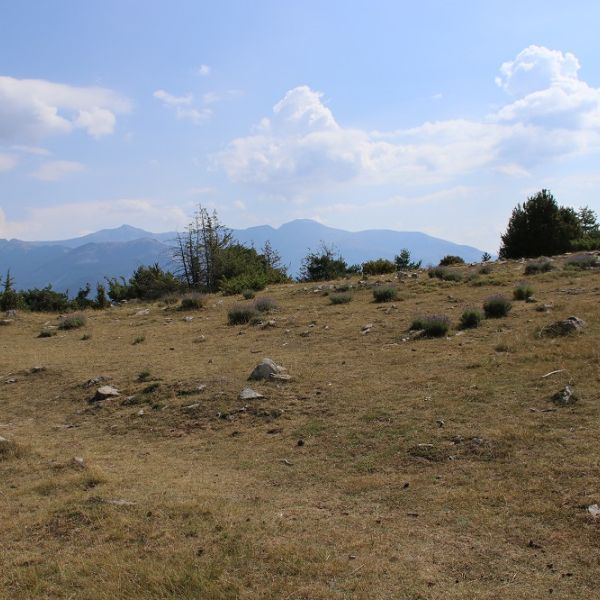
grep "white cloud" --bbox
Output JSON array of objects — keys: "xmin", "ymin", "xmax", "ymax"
[
  {"xmin": 0, "ymin": 76, "xmax": 130, "ymax": 142},
  {"xmin": 11, "ymin": 144, "xmax": 50, "ymax": 156},
  {"xmin": 153, "ymin": 89, "xmax": 212, "ymax": 124},
  {"xmin": 0, "ymin": 153, "xmax": 17, "ymax": 172},
  {"xmin": 219, "ymin": 48, "xmax": 600, "ymax": 193},
  {"xmin": 32, "ymin": 160, "xmax": 85, "ymax": 181},
  {"xmin": 0, "ymin": 198, "xmax": 189, "ymax": 240},
  {"xmin": 197, "ymin": 64, "xmax": 211, "ymax": 77}
]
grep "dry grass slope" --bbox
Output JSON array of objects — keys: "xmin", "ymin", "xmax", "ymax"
[{"xmin": 1, "ymin": 256, "xmax": 600, "ymax": 599}]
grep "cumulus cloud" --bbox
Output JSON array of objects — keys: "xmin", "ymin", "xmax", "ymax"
[
  {"xmin": 0, "ymin": 76, "xmax": 130, "ymax": 142},
  {"xmin": 219, "ymin": 47, "xmax": 600, "ymax": 193},
  {"xmin": 0, "ymin": 153, "xmax": 17, "ymax": 172},
  {"xmin": 32, "ymin": 160, "xmax": 85, "ymax": 181},
  {"xmin": 153, "ymin": 89, "xmax": 212, "ymax": 124},
  {"xmin": 197, "ymin": 64, "xmax": 211, "ymax": 77}
]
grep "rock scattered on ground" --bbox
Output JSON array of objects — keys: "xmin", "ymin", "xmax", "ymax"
[
  {"xmin": 588, "ymin": 504, "xmax": 600, "ymax": 518},
  {"xmin": 239, "ymin": 387, "xmax": 265, "ymax": 401},
  {"xmin": 0, "ymin": 319, "xmax": 12, "ymax": 326},
  {"xmin": 93, "ymin": 386, "xmax": 120, "ymax": 402},
  {"xmin": 83, "ymin": 376, "xmax": 111, "ymax": 388},
  {"xmin": 248, "ymin": 358, "xmax": 288, "ymax": 381},
  {"xmin": 551, "ymin": 385, "xmax": 578, "ymax": 406},
  {"xmin": 540, "ymin": 316, "xmax": 585, "ymax": 337}
]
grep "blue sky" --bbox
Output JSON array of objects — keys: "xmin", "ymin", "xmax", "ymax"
[{"xmin": 1, "ymin": 0, "xmax": 599, "ymax": 252}]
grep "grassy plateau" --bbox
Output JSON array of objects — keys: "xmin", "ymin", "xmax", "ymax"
[{"xmin": 1, "ymin": 256, "xmax": 600, "ymax": 599}]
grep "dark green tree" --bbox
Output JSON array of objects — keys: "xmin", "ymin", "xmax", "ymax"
[
  {"xmin": 299, "ymin": 244, "xmax": 348, "ymax": 282},
  {"xmin": 499, "ymin": 189, "xmax": 582, "ymax": 259},
  {"xmin": 394, "ymin": 248, "xmax": 421, "ymax": 271},
  {"xmin": 0, "ymin": 269, "xmax": 20, "ymax": 311}
]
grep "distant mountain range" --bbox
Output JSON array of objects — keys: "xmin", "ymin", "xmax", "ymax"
[{"xmin": 0, "ymin": 220, "xmax": 488, "ymax": 294}]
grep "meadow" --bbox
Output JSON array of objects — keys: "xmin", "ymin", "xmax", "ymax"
[{"xmin": 1, "ymin": 256, "xmax": 600, "ymax": 599}]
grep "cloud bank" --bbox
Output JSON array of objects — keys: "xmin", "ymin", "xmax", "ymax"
[{"xmin": 219, "ymin": 46, "xmax": 600, "ymax": 192}]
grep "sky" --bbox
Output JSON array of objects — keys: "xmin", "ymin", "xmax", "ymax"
[{"xmin": 1, "ymin": 0, "xmax": 599, "ymax": 252}]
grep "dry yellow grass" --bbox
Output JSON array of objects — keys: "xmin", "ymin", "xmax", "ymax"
[{"xmin": 2, "ymin": 258, "xmax": 600, "ymax": 599}]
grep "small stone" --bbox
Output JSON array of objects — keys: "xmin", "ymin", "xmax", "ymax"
[
  {"xmin": 5, "ymin": 378, "xmax": 17, "ymax": 384},
  {"xmin": 135, "ymin": 309, "xmax": 150, "ymax": 316},
  {"xmin": 540, "ymin": 316, "xmax": 586, "ymax": 337},
  {"xmin": 137, "ymin": 409, "xmax": 145, "ymax": 416},
  {"xmin": 93, "ymin": 386, "xmax": 120, "ymax": 401},
  {"xmin": 181, "ymin": 403, "xmax": 201, "ymax": 411},
  {"xmin": 30, "ymin": 366, "xmax": 46, "ymax": 373},
  {"xmin": 183, "ymin": 316, "xmax": 194, "ymax": 322},
  {"xmin": 0, "ymin": 319, "xmax": 12, "ymax": 326},
  {"xmin": 588, "ymin": 504, "xmax": 600, "ymax": 518},
  {"xmin": 239, "ymin": 387, "xmax": 265, "ymax": 401},
  {"xmin": 72, "ymin": 456, "xmax": 85, "ymax": 468},
  {"xmin": 551, "ymin": 385, "xmax": 578, "ymax": 406}
]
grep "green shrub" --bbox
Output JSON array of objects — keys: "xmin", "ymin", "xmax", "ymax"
[
  {"xmin": 459, "ymin": 309, "xmax": 483, "ymax": 329},
  {"xmin": 372, "ymin": 286, "xmax": 397, "ymax": 303},
  {"xmin": 254, "ymin": 297, "xmax": 276, "ymax": 313},
  {"xmin": 524, "ymin": 258, "xmax": 554, "ymax": 275},
  {"xmin": 132, "ymin": 335, "xmax": 145, "ymax": 345},
  {"xmin": 513, "ymin": 283, "xmax": 534, "ymax": 301},
  {"xmin": 483, "ymin": 295, "xmax": 512, "ymax": 318},
  {"xmin": 361, "ymin": 258, "xmax": 396, "ymax": 275},
  {"xmin": 58, "ymin": 314, "xmax": 86, "ymax": 330},
  {"xmin": 478, "ymin": 264, "xmax": 492, "ymax": 275},
  {"xmin": 428, "ymin": 267, "xmax": 463, "ymax": 281},
  {"xmin": 329, "ymin": 292, "xmax": 352, "ymax": 305},
  {"xmin": 299, "ymin": 244, "xmax": 349, "ymax": 282},
  {"xmin": 228, "ymin": 304, "xmax": 259, "ymax": 325},
  {"xmin": 411, "ymin": 314, "xmax": 450, "ymax": 337},
  {"xmin": 242, "ymin": 289, "xmax": 256, "ymax": 300},
  {"xmin": 334, "ymin": 284, "xmax": 351, "ymax": 292},
  {"xmin": 180, "ymin": 293, "xmax": 205, "ymax": 310},
  {"xmin": 439, "ymin": 255, "xmax": 465, "ymax": 266},
  {"xmin": 565, "ymin": 254, "xmax": 599, "ymax": 270}
]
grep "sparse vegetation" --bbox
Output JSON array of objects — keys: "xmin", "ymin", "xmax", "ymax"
[
  {"xmin": 37, "ymin": 329, "xmax": 57, "ymax": 338},
  {"xmin": 372, "ymin": 286, "xmax": 397, "ymax": 302},
  {"xmin": 412, "ymin": 314, "xmax": 451, "ymax": 337},
  {"xmin": 459, "ymin": 308, "xmax": 483, "ymax": 329},
  {"xmin": 483, "ymin": 294, "xmax": 512, "ymax": 318},
  {"xmin": 132, "ymin": 335, "xmax": 146, "ymax": 345}
]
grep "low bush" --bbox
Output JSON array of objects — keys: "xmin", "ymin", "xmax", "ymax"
[
  {"xmin": 428, "ymin": 267, "xmax": 463, "ymax": 282},
  {"xmin": 329, "ymin": 292, "xmax": 352, "ymax": 305},
  {"xmin": 254, "ymin": 297, "xmax": 277, "ymax": 313},
  {"xmin": 479, "ymin": 264, "xmax": 492, "ymax": 275},
  {"xmin": 228, "ymin": 304, "xmax": 259, "ymax": 325},
  {"xmin": 373, "ymin": 286, "xmax": 397, "ymax": 303},
  {"xmin": 58, "ymin": 314, "xmax": 86, "ymax": 330},
  {"xmin": 21, "ymin": 286, "xmax": 70, "ymax": 312},
  {"xmin": 565, "ymin": 254, "xmax": 599, "ymax": 270},
  {"xmin": 483, "ymin": 295, "xmax": 512, "ymax": 318},
  {"xmin": 459, "ymin": 309, "xmax": 483, "ymax": 329},
  {"xmin": 524, "ymin": 258, "xmax": 554, "ymax": 275},
  {"xmin": 38, "ymin": 329, "xmax": 57, "ymax": 338},
  {"xmin": 132, "ymin": 335, "xmax": 145, "ymax": 345},
  {"xmin": 513, "ymin": 283, "xmax": 534, "ymax": 301},
  {"xmin": 242, "ymin": 289, "xmax": 256, "ymax": 300},
  {"xmin": 361, "ymin": 258, "xmax": 396, "ymax": 275},
  {"xmin": 439, "ymin": 255, "xmax": 465, "ymax": 266},
  {"xmin": 411, "ymin": 314, "xmax": 450, "ymax": 337},
  {"xmin": 180, "ymin": 293, "xmax": 205, "ymax": 310}
]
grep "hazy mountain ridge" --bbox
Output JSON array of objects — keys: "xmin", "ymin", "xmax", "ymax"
[{"xmin": 0, "ymin": 220, "xmax": 487, "ymax": 294}]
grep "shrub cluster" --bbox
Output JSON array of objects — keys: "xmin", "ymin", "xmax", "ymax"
[
  {"xmin": 513, "ymin": 283, "xmax": 533, "ymax": 301},
  {"xmin": 411, "ymin": 314, "xmax": 450, "ymax": 337},
  {"xmin": 565, "ymin": 254, "xmax": 599, "ymax": 270},
  {"xmin": 227, "ymin": 304, "xmax": 258, "ymax": 325},
  {"xmin": 459, "ymin": 309, "xmax": 483, "ymax": 329},
  {"xmin": 58, "ymin": 314, "xmax": 87, "ymax": 330},
  {"xmin": 179, "ymin": 293, "xmax": 205, "ymax": 310},
  {"xmin": 372, "ymin": 286, "xmax": 397, "ymax": 303},
  {"xmin": 361, "ymin": 258, "xmax": 396, "ymax": 275},
  {"xmin": 483, "ymin": 295, "xmax": 512, "ymax": 318},
  {"xmin": 439, "ymin": 255, "xmax": 465, "ymax": 266},
  {"xmin": 428, "ymin": 267, "xmax": 463, "ymax": 282},
  {"xmin": 329, "ymin": 292, "xmax": 352, "ymax": 305},
  {"xmin": 524, "ymin": 258, "xmax": 554, "ymax": 275}
]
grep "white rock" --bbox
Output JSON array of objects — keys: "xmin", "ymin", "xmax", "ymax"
[
  {"xmin": 239, "ymin": 387, "xmax": 265, "ymax": 401},
  {"xmin": 94, "ymin": 386, "xmax": 120, "ymax": 401}
]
